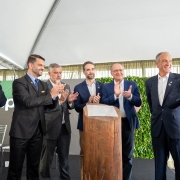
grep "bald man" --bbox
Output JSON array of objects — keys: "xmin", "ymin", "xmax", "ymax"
[{"xmin": 101, "ymin": 63, "xmax": 141, "ymax": 180}]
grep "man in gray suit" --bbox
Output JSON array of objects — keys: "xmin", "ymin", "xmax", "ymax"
[
  {"xmin": 145, "ymin": 52, "xmax": 180, "ymax": 180},
  {"xmin": 40, "ymin": 63, "xmax": 78, "ymax": 180}
]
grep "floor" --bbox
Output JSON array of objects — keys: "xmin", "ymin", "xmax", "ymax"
[{"xmin": 0, "ymin": 153, "xmax": 175, "ymax": 180}]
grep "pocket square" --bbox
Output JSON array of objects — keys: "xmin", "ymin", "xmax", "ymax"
[{"xmin": 41, "ymin": 90, "xmax": 45, "ymax": 93}]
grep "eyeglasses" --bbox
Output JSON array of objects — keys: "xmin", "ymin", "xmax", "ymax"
[{"xmin": 112, "ymin": 69, "xmax": 124, "ymax": 73}]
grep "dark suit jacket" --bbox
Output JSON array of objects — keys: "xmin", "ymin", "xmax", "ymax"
[
  {"xmin": 44, "ymin": 80, "xmax": 74, "ymax": 140},
  {"xmin": 101, "ymin": 80, "xmax": 141, "ymax": 130},
  {"xmin": 0, "ymin": 84, "xmax": 7, "ymax": 107},
  {"xmin": 74, "ymin": 80, "xmax": 104, "ymax": 131},
  {"xmin": 145, "ymin": 72, "xmax": 180, "ymax": 139},
  {"xmin": 9, "ymin": 74, "xmax": 57, "ymax": 139}
]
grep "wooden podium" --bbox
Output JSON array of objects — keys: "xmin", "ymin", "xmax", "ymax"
[{"xmin": 83, "ymin": 104, "xmax": 122, "ymax": 180}]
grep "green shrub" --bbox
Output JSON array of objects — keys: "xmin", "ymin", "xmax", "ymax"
[{"xmin": 96, "ymin": 76, "xmax": 153, "ymax": 159}]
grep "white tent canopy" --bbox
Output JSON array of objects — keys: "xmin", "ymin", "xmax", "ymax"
[{"xmin": 1, "ymin": 0, "xmax": 180, "ymax": 70}]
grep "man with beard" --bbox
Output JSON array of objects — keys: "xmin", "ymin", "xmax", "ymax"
[
  {"xmin": 7, "ymin": 54, "xmax": 62, "ymax": 180},
  {"xmin": 146, "ymin": 52, "xmax": 180, "ymax": 180},
  {"xmin": 74, "ymin": 61, "xmax": 104, "ymax": 180},
  {"xmin": 39, "ymin": 63, "xmax": 78, "ymax": 180}
]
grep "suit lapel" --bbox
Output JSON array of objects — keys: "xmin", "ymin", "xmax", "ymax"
[
  {"xmin": 81, "ymin": 80, "xmax": 100, "ymax": 98},
  {"xmin": 46, "ymin": 79, "xmax": 53, "ymax": 90},
  {"xmin": 95, "ymin": 81, "xmax": 101, "ymax": 95},
  {"xmin": 151, "ymin": 75, "xmax": 160, "ymax": 105},
  {"xmin": 109, "ymin": 81, "xmax": 114, "ymax": 95},
  {"xmin": 123, "ymin": 80, "xmax": 129, "ymax": 103},
  {"xmin": 124, "ymin": 80, "xmax": 129, "ymax": 91},
  {"xmin": 25, "ymin": 74, "xmax": 37, "ymax": 93},
  {"xmin": 82, "ymin": 80, "xmax": 91, "ymax": 97},
  {"xmin": 38, "ymin": 81, "xmax": 44, "ymax": 95},
  {"xmin": 46, "ymin": 79, "xmax": 63, "ymax": 109},
  {"xmin": 151, "ymin": 74, "xmax": 174, "ymax": 107},
  {"xmin": 163, "ymin": 73, "xmax": 174, "ymax": 105}
]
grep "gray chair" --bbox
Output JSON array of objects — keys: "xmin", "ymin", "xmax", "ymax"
[{"xmin": 0, "ymin": 125, "xmax": 10, "ymax": 173}]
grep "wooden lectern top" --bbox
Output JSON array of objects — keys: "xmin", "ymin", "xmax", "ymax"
[{"xmin": 83, "ymin": 103, "xmax": 121, "ymax": 120}]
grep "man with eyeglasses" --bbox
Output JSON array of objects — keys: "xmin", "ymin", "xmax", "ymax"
[{"xmin": 101, "ymin": 63, "xmax": 141, "ymax": 180}]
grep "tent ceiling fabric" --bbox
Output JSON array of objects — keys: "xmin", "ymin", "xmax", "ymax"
[
  {"xmin": 1, "ymin": 0, "xmax": 180, "ymax": 69},
  {"xmin": 0, "ymin": 0, "xmax": 55, "ymax": 69}
]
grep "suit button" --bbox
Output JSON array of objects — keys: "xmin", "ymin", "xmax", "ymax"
[{"xmin": 162, "ymin": 109, "xmax": 164, "ymax": 111}]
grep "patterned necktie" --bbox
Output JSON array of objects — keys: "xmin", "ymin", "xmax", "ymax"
[{"xmin": 34, "ymin": 79, "xmax": 39, "ymax": 90}]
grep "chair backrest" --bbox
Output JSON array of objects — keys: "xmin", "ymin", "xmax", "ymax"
[{"xmin": 0, "ymin": 125, "xmax": 7, "ymax": 147}]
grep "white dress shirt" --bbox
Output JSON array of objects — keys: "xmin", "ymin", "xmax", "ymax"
[
  {"xmin": 86, "ymin": 80, "xmax": 96, "ymax": 96},
  {"xmin": 158, "ymin": 73, "xmax": 169, "ymax": 106},
  {"xmin": 49, "ymin": 79, "xmax": 72, "ymax": 124},
  {"xmin": 114, "ymin": 80, "xmax": 132, "ymax": 118}
]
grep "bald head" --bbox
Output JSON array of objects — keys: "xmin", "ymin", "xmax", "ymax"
[{"xmin": 110, "ymin": 63, "xmax": 124, "ymax": 82}]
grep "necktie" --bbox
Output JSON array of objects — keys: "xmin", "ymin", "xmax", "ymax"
[
  {"xmin": 158, "ymin": 77, "xmax": 164, "ymax": 106},
  {"xmin": 34, "ymin": 79, "xmax": 39, "ymax": 90}
]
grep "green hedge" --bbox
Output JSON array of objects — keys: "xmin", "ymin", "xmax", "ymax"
[{"xmin": 96, "ymin": 76, "xmax": 153, "ymax": 159}]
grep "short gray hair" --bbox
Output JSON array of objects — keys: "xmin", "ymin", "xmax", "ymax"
[
  {"xmin": 155, "ymin": 52, "xmax": 170, "ymax": 62},
  {"xmin": 48, "ymin": 63, "xmax": 61, "ymax": 72}
]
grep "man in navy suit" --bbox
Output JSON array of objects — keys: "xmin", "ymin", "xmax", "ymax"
[
  {"xmin": 74, "ymin": 61, "xmax": 104, "ymax": 180},
  {"xmin": 145, "ymin": 52, "xmax": 180, "ymax": 180},
  {"xmin": 101, "ymin": 63, "xmax": 141, "ymax": 180}
]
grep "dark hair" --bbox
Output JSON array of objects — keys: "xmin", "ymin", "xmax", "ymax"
[
  {"xmin": 48, "ymin": 63, "xmax": 61, "ymax": 71},
  {"xmin": 83, "ymin": 61, "xmax": 94, "ymax": 71},
  {"xmin": 27, "ymin": 54, "xmax": 45, "ymax": 67}
]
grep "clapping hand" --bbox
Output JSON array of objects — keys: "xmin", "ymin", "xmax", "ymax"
[
  {"xmin": 114, "ymin": 83, "xmax": 121, "ymax": 97},
  {"xmin": 59, "ymin": 89, "xmax": 69, "ymax": 104},
  {"xmin": 122, "ymin": 85, "xmax": 132, "ymax": 98},
  {"xmin": 93, "ymin": 93, "xmax": 100, "ymax": 103},
  {"xmin": 68, "ymin": 91, "xmax": 79, "ymax": 103},
  {"xmin": 88, "ymin": 95, "xmax": 95, "ymax": 103},
  {"xmin": 59, "ymin": 83, "xmax": 66, "ymax": 94},
  {"xmin": 50, "ymin": 81, "xmax": 64, "ymax": 98},
  {"xmin": 88, "ymin": 93, "xmax": 100, "ymax": 103}
]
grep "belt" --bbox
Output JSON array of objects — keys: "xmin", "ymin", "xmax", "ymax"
[{"xmin": 121, "ymin": 117, "xmax": 128, "ymax": 120}]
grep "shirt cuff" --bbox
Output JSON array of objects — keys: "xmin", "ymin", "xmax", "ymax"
[
  {"xmin": 114, "ymin": 94, "xmax": 119, "ymax": 100},
  {"xmin": 69, "ymin": 103, "xmax": 73, "ymax": 107},
  {"xmin": 127, "ymin": 94, "xmax": 132, "ymax": 101}
]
